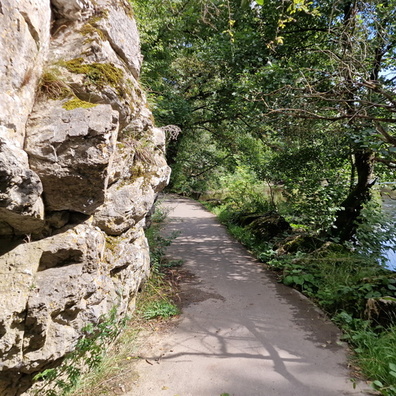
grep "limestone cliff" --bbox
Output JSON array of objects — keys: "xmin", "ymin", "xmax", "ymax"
[{"xmin": 0, "ymin": 0, "xmax": 170, "ymax": 394}]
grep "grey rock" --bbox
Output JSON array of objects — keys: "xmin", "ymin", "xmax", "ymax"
[
  {"xmin": 93, "ymin": 177, "xmax": 156, "ymax": 235},
  {"xmin": 0, "ymin": 223, "xmax": 107, "ymax": 372},
  {"xmin": 105, "ymin": 226, "xmax": 150, "ymax": 313},
  {"xmin": 25, "ymin": 103, "xmax": 119, "ymax": 214},
  {"xmin": 0, "ymin": 222, "xmax": 151, "ymax": 375},
  {"xmin": 0, "ymin": 138, "xmax": 44, "ymax": 236},
  {"xmin": 93, "ymin": 132, "xmax": 171, "ymax": 235},
  {"xmin": 94, "ymin": 0, "xmax": 142, "ymax": 78},
  {"xmin": 0, "ymin": 0, "xmax": 51, "ymax": 145}
]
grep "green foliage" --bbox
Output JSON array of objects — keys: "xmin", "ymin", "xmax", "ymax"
[
  {"xmin": 354, "ymin": 195, "xmax": 396, "ymax": 265},
  {"xmin": 33, "ymin": 308, "xmax": 128, "ymax": 396},
  {"xmin": 266, "ymin": 131, "xmax": 351, "ymax": 230},
  {"xmin": 333, "ymin": 313, "xmax": 396, "ymax": 396},
  {"xmin": 141, "ymin": 301, "xmax": 180, "ymax": 320},
  {"xmin": 139, "ymin": 203, "xmax": 181, "ymax": 321},
  {"xmin": 266, "ymin": 247, "xmax": 396, "ymax": 317},
  {"xmin": 132, "ymin": 0, "xmax": 396, "ymax": 387},
  {"xmin": 169, "ymin": 130, "xmax": 231, "ymax": 195},
  {"xmin": 145, "ymin": 224, "xmax": 178, "ymax": 270},
  {"xmin": 132, "ymin": 0, "xmax": 396, "ymax": 242}
]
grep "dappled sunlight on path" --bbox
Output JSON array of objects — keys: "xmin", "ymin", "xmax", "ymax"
[{"xmin": 129, "ymin": 196, "xmax": 369, "ymax": 396}]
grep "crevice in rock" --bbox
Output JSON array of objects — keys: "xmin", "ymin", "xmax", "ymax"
[
  {"xmin": 49, "ymin": 2, "xmax": 73, "ymax": 38},
  {"xmin": 46, "ymin": 210, "xmax": 90, "ymax": 230},
  {"xmin": 38, "ymin": 248, "xmax": 84, "ymax": 271},
  {"xmin": 0, "ymin": 237, "xmax": 24, "ymax": 255},
  {"xmin": 68, "ymin": 211, "xmax": 91, "ymax": 225},
  {"xmin": 51, "ymin": 302, "xmax": 82, "ymax": 325},
  {"xmin": 110, "ymin": 263, "xmax": 129, "ymax": 276},
  {"xmin": 22, "ymin": 315, "xmax": 46, "ymax": 353},
  {"xmin": 10, "ymin": 310, "xmax": 27, "ymax": 331},
  {"xmin": 0, "ymin": 371, "xmax": 32, "ymax": 396},
  {"xmin": 45, "ymin": 210, "xmax": 70, "ymax": 230},
  {"xmin": 0, "ymin": 320, "xmax": 7, "ymax": 339},
  {"xmin": 19, "ymin": 11, "xmax": 40, "ymax": 50},
  {"xmin": 40, "ymin": 211, "xmax": 90, "ymax": 240}
]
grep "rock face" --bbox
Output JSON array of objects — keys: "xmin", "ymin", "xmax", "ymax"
[
  {"xmin": 26, "ymin": 103, "xmax": 119, "ymax": 214},
  {"xmin": 0, "ymin": 1, "xmax": 170, "ymax": 394}
]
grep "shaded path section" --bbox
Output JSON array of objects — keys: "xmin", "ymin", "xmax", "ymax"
[{"xmin": 129, "ymin": 196, "xmax": 368, "ymax": 396}]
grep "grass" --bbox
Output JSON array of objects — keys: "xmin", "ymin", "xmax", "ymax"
[
  {"xmin": 356, "ymin": 328, "xmax": 396, "ymax": 395},
  {"xmin": 140, "ymin": 300, "xmax": 180, "ymax": 320},
  {"xmin": 136, "ymin": 205, "xmax": 181, "ymax": 320},
  {"xmin": 334, "ymin": 313, "xmax": 396, "ymax": 396},
  {"xmin": 67, "ymin": 325, "xmax": 141, "ymax": 396}
]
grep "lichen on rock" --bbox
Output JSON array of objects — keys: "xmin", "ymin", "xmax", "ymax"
[{"xmin": 0, "ymin": 0, "xmax": 171, "ymax": 394}]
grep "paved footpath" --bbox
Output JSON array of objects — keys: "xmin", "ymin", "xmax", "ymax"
[{"xmin": 129, "ymin": 196, "xmax": 370, "ymax": 396}]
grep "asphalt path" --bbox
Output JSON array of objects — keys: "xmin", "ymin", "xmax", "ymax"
[{"xmin": 130, "ymin": 196, "xmax": 370, "ymax": 396}]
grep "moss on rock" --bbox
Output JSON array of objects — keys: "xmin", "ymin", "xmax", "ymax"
[
  {"xmin": 61, "ymin": 58, "xmax": 125, "ymax": 95},
  {"xmin": 62, "ymin": 97, "xmax": 98, "ymax": 110},
  {"xmin": 80, "ymin": 23, "xmax": 106, "ymax": 42}
]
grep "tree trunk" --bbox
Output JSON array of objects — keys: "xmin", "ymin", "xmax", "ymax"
[
  {"xmin": 329, "ymin": 1, "xmax": 375, "ymax": 242},
  {"xmin": 330, "ymin": 149, "xmax": 375, "ymax": 241}
]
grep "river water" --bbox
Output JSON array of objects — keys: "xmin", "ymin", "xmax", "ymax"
[{"xmin": 382, "ymin": 195, "xmax": 396, "ymax": 271}]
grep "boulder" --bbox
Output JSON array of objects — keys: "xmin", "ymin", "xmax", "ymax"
[
  {"xmin": 93, "ymin": 177, "xmax": 156, "ymax": 235},
  {"xmin": 366, "ymin": 297, "xmax": 396, "ymax": 328},
  {"xmin": 247, "ymin": 212, "xmax": 292, "ymax": 240},
  {"xmin": 94, "ymin": 127, "xmax": 170, "ymax": 235},
  {"xmin": 0, "ymin": 224, "xmax": 107, "ymax": 373},
  {"xmin": 93, "ymin": 160, "xmax": 170, "ymax": 235},
  {"xmin": 105, "ymin": 225, "xmax": 151, "ymax": 313},
  {"xmin": 94, "ymin": 0, "xmax": 142, "ymax": 78},
  {"xmin": 50, "ymin": 0, "xmax": 95, "ymax": 21}
]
